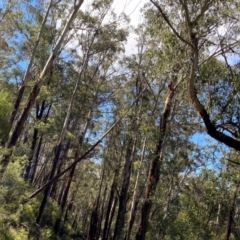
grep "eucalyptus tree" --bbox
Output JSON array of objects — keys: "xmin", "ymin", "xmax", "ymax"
[
  {"xmin": 149, "ymin": 0, "xmax": 240, "ymax": 151},
  {"xmin": 0, "ymin": 0, "xmax": 85, "ymax": 173},
  {"xmin": 34, "ymin": 0, "xmax": 129, "ymax": 227}
]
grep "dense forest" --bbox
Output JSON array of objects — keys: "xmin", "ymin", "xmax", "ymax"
[{"xmin": 1, "ymin": 0, "xmax": 240, "ymax": 239}]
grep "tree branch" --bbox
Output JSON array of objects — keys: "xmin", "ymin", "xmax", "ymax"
[
  {"xmin": 150, "ymin": 0, "xmax": 193, "ymax": 47},
  {"xmin": 26, "ymin": 86, "xmax": 149, "ymax": 201},
  {"xmin": 192, "ymin": 0, "xmax": 213, "ymax": 26}
]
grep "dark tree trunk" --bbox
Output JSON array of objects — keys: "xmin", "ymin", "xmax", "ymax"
[
  {"xmin": 125, "ymin": 199, "xmax": 140, "ymax": 240},
  {"xmin": 0, "ymin": 84, "xmax": 42, "ymax": 174},
  {"xmin": 136, "ymin": 83, "xmax": 175, "ymax": 240},
  {"xmin": 102, "ymin": 172, "xmax": 118, "ymax": 240},
  {"xmin": 50, "ymin": 140, "xmax": 70, "ymax": 199},
  {"xmin": 54, "ymin": 133, "xmax": 86, "ymax": 234},
  {"xmin": 113, "ymin": 137, "xmax": 137, "ymax": 240},
  {"xmin": 0, "ymin": 0, "xmax": 84, "ymax": 174},
  {"xmin": 224, "ymin": 182, "xmax": 240, "ymax": 240},
  {"xmin": 36, "ymin": 142, "xmax": 63, "ymax": 225},
  {"xmin": 24, "ymin": 101, "xmax": 50, "ymax": 180},
  {"xmin": 107, "ymin": 196, "xmax": 118, "ymax": 239},
  {"xmin": 97, "ymin": 186, "xmax": 107, "ymax": 239},
  {"xmin": 24, "ymin": 128, "xmax": 39, "ymax": 180},
  {"xmin": 30, "ymin": 135, "xmax": 43, "ymax": 183},
  {"xmin": 87, "ymin": 167, "xmax": 105, "ymax": 240}
]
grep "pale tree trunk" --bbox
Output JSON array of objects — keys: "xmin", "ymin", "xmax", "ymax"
[
  {"xmin": 0, "ymin": 0, "xmax": 85, "ymax": 173},
  {"xmin": 158, "ymin": 168, "xmax": 190, "ymax": 238},
  {"xmin": 136, "ymin": 83, "xmax": 176, "ymax": 240},
  {"xmin": 125, "ymin": 137, "xmax": 146, "ymax": 240},
  {"xmin": 27, "ymin": 86, "xmax": 148, "ymax": 200},
  {"xmin": 9, "ymin": 0, "xmax": 53, "ymax": 126},
  {"xmin": 35, "ymin": 48, "xmax": 89, "ymax": 225},
  {"xmin": 113, "ymin": 52, "xmax": 146, "ymax": 240},
  {"xmin": 30, "ymin": 135, "xmax": 43, "ymax": 183},
  {"xmin": 54, "ymin": 111, "xmax": 92, "ymax": 234},
  {"xmin": 87, "ymin": 167, "xmax": 105, "ymax": 240},
  {"xmin": 107, "ymin": 196, "xmax": 118, "ymax": 239}
]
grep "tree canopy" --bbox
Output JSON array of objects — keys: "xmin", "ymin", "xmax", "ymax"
[{"xmin": 0, "ymin": 0, "xmax": 240, "ymax": 239}]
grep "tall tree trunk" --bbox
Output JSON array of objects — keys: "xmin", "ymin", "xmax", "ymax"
[
  {"xmin": 54, "ymin": 140, "xmax": 82, "ymax": 233},
  {"xmin": 97, "ymin": 186, "xmax": 107, "ymax": 239},
  {"xmin": 102, "ymin": 171, "xmax": 118, "ymax": 240},
  {"xmin": 136, "ymin": 83, "xmax": 176, "ymax": 240},
  {"xmin": 0, "ymin": 0, "xmax": 84, "ymax": 174},
  {"xmin": 107, "ymin": 196, "xmax": 118, "ymax": 239},
  {"xmin": 113, "ymin": 136, "xmax": 137, "ymax": 240},
  {"xmin": 87, "ymin": 167, "xmax": 105, "ymax": 240},
  {"xmin": 224, "ymin": 182, "xmax": 240, "ymax": 240},
  {"xmin": 24, "ymin": 101, "xmax": 51, "ymax": 180},
  {"xmin": 55, "ymin": 110, "xmax": 92, "ymax": 233},
  {"xmin": 30, "ymin": 135, "xmax": 43, "ymax": 183},
  {"xmin": 9, "ymin": 1, "xmax": 52, "ymax": 126},
  {"xmin": 35, "ymin": 56, "xmax": 88, "ymax": 225},
  {"xmin": 125, "ymin": 137, "xmax": 146, "ymax": 240},
  {"xmin": 50, "ymin": 139, "xmax": 70, "ymax": 199}
]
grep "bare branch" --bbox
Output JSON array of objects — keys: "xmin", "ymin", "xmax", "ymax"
[
  {"xmin": 192, "ymin": 0, "xmax": 213, "ymax": 26},
  {"xmin": 225, "ymin": 158, "xmax": 240, "ymax": 166}
]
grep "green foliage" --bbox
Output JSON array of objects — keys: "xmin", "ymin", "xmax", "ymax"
[
  {"xmin": 0, "ymin": 84, "xmax": 13, "ymax": 144},
  {"xmin": 1, "ymin": 0, "xmax": 240, "ymax": 239}
]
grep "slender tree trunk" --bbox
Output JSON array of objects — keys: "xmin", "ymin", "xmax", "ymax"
[
  {"xmin": 87, "ymin": 167, "xmax": 105, "ymax": 240},
  {"xmin": 27, "ymin": 86, "xmax": 148, "ymax": 200},
  {"xmin": 102, "ymin": 171, "xmax": 118, "ymax": 240},
  {"xmin": 107, "ymin": 196, "xmax": 118, "ymax": 239},
  {"xmin": 125, "ymin": 137, "xmax": 146, "ymax": 240},
  {"xmin": 9, "ymin": 1, "xmax": 52, "ymax": 126},
  {"xmin": 30, "ymin": 135, "xmax": 43, "ymax": 183},
  {"xmin": 97, "ymin": 186, "xmax": 107, "ymax": 239},
  {"xmin": 113, "ymin": 136, "xmax": 138, "ymax": 240},
  {"xmin": 36, "ymin": 141, "xmax": 63, "ymax": 224},
  {"xmin": 55, "ymin": 111, "xmax": 91, "ymax": 233},
  {"xmin": 35, "ymin": 47, "xmax": 89, "ymax": 225},
  {"xmin": 50, "ymin": 139, "xmax": 70, "ymax": 199},
  {"xmin": 54, "ymin": 142, "xmax": 81, "ymax": 233},
  {"xmin": 24, "ymin": 101, "xmax": 51, "ymax": 180},
  {"xmin": 0, "ymin": 0, "xmax": 84, "ymax": 174},
  {"xmin": 224, "ymin": 182, "xmax": 240, "ymax": 240},
  {"xmin": 136, "ymin": 83, "xmax": 176, "ymax": 240}
]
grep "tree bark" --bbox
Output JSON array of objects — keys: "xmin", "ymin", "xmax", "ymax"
[
  {"xmin": 224, "ymin": 182, "xmax": 240, "ymax": 240},
  {"xmin": 125, "ymin": 137, "xmax": 146, "ymax": 240},
  {"xmin": 152, "ymin": 0, "xmax": 240, "ymax": 152},
  {"xmin": 136, "ymin": 83, "xmax": 176, "ymax": 240},
  {"xmin": 87, "ymin": 168, "xmax": 105, "ymax": 240},
  {"xmin": 0, "ymin": 0, "xmax": 85, "ymax": 173},
  {"xmin": 27, "ymin": 86, "xmax": 148, "ymax": 200},
  {"xmin": 30, "ymin": 135, "xmax": 43, "ymax": 184},
  {"xmin": 113, "ymin": 136, "xmax": 137, "ymax": 240},
  {"xmin": 9, "ymin": 1, "xmax": 52, "ymax": 126},
  {"xmin": 102, "ymin": 171, "xmax": 118, "ymax": 240}
]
